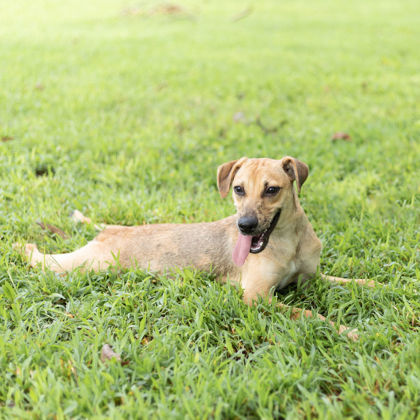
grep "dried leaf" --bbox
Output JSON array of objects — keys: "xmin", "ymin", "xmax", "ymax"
[
  {"xmin": 331, "ymin": 132, "xmax": 352, "ymax": 141},
  {"xmin": 155, "ymin": 4, "xmax": 185, "ymax": 15},
  {"xmin": 36, "ymin": 221, "xmax": 69, "ymax": 239},
  {"xmin": 100, "ymin": 344, "xmax": 121, "ymax": 363}
]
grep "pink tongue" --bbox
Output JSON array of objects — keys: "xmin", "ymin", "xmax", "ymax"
[{"xmin": 232, "ymin": 234, "xmax": 252, "ymax": 266}]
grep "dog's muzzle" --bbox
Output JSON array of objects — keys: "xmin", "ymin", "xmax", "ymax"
[
  {"xmin": 248, "ymin": 210, "xmax": 281, "ymax": 254},
  {"xmin": 232, "ymin": 209, "xmax": 282, "ymax": 267},
  {"xmin": 237, "ymin": 215, "xmax": 259, "ymax": 235}
]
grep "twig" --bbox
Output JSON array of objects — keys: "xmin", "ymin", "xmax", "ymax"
[
  {"xmin": 231, "ymin": 7, "xmax": 253, "ymax": 23},
  {"xmin": 253, "ymin": 116, "xmax": 287, "ymax": 135}
]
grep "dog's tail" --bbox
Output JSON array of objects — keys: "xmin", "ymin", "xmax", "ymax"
[{"xmin": 321, "ymin": 273, "xmax": 375, "ymax": 287}]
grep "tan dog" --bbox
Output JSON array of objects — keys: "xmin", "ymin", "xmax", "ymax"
[{"xmin": 18, "ymin": 157, "xmax": 373, "ymax": 339}]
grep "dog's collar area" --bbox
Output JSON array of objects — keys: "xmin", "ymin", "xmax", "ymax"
[{"xmin": 249, "ymin": 209, "xmax": 281, "ymax": 254}]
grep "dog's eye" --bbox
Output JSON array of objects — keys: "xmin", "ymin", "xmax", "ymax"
[
  {"xmin": 234, "ymin": 186, "xmax": 245, "ymax": 196},
  {"xmin": 265, "ymin": 186, "xmax": 280, "ymax": 195}
]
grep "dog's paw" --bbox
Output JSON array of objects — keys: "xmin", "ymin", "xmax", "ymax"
[
  {"xmin": 25, "ymin": 243, "xmax": 40, "ymax": 257},
  {"xmin": 71, "ymin": 209, "xmax": 92, "ymax": 224},
  {"xmin": 13, "ymin": 242, "xmax": 39, "ymax": 259}
]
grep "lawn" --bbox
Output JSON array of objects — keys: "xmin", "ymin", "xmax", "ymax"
[{"xmin": 0, "ymin": 0, "xmax": 419, "ymax": 418}]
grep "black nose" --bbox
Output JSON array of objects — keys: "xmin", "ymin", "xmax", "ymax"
[{"xmin": 238, "ymin": 216, "xmax": 258, "ymax": 234}]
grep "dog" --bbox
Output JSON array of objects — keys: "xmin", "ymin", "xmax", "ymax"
[{"xmin": 17, "ymin": 157, "xmax": 373, "ymax": 339}]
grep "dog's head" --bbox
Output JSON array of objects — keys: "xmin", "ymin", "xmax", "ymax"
[{"xmin": 217, "ymin": 157, "xmax": 309, "ymax": 266}]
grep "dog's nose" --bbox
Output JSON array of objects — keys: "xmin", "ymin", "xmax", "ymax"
[{"xmin": 238, "ymin": 216, "xmax": 258, "ymax": 234}]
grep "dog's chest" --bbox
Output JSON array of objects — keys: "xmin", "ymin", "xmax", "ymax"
[{"xmin": 275, "ymin": 260, "xmax": 297, "ymax": 289}]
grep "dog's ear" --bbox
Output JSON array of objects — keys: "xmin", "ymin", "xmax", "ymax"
[
  {"xmin": 281, "ymin": 157, "xmax": 309, "ymax": 193},
  {"xmin": 217, "ymin": 157, "xmax": 248, "ymax": 198}
]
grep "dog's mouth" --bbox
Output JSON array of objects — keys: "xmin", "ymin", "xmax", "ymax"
[
  {"xmin": 249, "ymin": 210, "xmax": 281, "ymax": 254},
  {"xmin": 232, "ymin": 210, "xmax": 281, "ymax": 267}
]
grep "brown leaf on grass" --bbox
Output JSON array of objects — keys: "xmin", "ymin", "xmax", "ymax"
[
  {"xmin": 1, "ymin": 136, "xmax": 14, "ymax": 142},
  {"xmin": 100, "ymin": 344, "xmax": 121, "ymax": 362},
  {"xmin": 154, "ymin": 3, "xmax": 185, "ymax": 15},
  {"xmin": 36, "ymin": 221, "xmax": 69, "ymax": 239},
  {"xmin": 331, "ymin": 132, "xmax": 352, "ymax": 141},
  {"xmin": 100, "ymin": 344, "xmax": 129, "ymax": 365}
]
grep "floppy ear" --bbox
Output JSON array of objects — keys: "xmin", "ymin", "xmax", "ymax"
[
  {"xmin": 217, "ymin": 157, "xmax": 248, "ymax": 198},
  {"xmin": 281, "ymin": 156, "xmax": 309, "ymax": 193}
]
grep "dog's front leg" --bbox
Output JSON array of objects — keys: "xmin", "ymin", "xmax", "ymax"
[
  {"xmin": 240, "ymin": 259, "xmax": 292, "ymax": 305},
  {"xmin": 241, "ymin": 271, "xmax": 278, "ymax": 307}
]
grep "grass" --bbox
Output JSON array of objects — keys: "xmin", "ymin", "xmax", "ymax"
[{"xmin": 0, "ymin": 0, "xmax": 419, "ymax": 417}]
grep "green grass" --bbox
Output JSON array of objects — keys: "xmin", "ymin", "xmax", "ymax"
[{"xmin": 1, "ymin": 0, "xmax": 419, "ymax": 418}]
